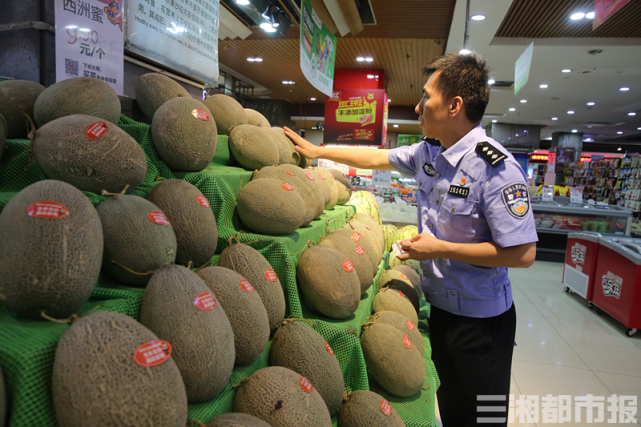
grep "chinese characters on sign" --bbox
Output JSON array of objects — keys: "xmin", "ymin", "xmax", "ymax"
[
  {"xmin": 602, "ymin": 271, "xmax": 623, "ymax": 299},
  {"xmin": 324, "ymin": 89, "xmax": 388, "ymax": 146},
  {"xmin": 126, "ymin": 0, "xmax": 219, "ymax": 84},
  {"xmin": 55, "ymin": 0, "xmax": 125, "ymax": 94},
  {"xmin": 571, "ymin": 243, "xmax": 586, "ymax": 265}
]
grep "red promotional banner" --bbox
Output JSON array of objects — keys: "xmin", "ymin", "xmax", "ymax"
[
  {"xmin": 324, "ymin": 89, "xmax": 388, "ymax": 146},
  {"xmin": 593, "ymin": 0, "xmax": 631, "ymax": 30}
]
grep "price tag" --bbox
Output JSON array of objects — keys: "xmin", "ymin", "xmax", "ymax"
[
  {"xmin": 570, "ymin": 189, "xmax": 583, "ymax": 204},
  {"xmin": 542, "ymin": 187, "xmax": 554, "ymax": 203}
]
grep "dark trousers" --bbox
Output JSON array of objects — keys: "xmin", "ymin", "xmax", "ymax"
[{"xmin": 430, "ymin": 303, "xmax": 516, "ymax": 427}]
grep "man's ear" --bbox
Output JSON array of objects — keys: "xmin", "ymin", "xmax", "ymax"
[{"xmin": 450, "ymin": 96, "xmax": 464, "ymax": 117}]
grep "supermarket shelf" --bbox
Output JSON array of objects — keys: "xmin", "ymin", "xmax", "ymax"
[{"xmin": 536, "ymin": 227, "xmax": 626, "ymax": 236}]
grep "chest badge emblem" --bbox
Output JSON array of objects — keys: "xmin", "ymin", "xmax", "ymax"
[
  {"xmin": 423, "ymin": 163, "xmax": 435, "ymax": 177},
  {"xmin": 460, "ymin": 177, "xmax": 466, "ymax": 186}
]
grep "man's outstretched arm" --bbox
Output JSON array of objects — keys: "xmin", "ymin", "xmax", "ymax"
[{"xmin": 283, "ymin": 127, "xmax": 395, "ymax": 170}]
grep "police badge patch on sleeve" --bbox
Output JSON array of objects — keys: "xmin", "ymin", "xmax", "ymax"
[{"xmin": 501, "ymin": 183, "xmax": 530, "ymax": 219}]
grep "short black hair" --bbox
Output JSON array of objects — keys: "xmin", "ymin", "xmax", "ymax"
[{"xmin": 423, "ymin": 53, "xmax": 491, "ymax": 123}]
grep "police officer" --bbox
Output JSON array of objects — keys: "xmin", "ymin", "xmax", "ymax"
[{"xmin": 284, "ymin": 52, "xmax": 537, "ymax": 427}]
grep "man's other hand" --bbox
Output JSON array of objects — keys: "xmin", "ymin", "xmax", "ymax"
[
  {"xmin": 283, "ymin": 127, "xmax": 320, "ymax": 159},
  {"xmin": 397, "ymin": 233, "xmax": 444, "ymax": 261}
]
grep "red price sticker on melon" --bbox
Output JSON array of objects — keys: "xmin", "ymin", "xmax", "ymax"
[
  {"xmin": 305, "ymin": 173, "xmax": 315, "ymax": 180},
  {"xmin": 299, "ymin": 376, "xmax": 314, "ymax": 393},
  {"xmin": 403, "ymin": 334, "xmax": 412, "ymax": 349},
  {"xmin": 27, "ymin": 201, "xmax": 69, "ymax": 219},
  {"xmin": 194, "ymin": 292, "xmax": 217, "ymax": 311},
  {"xmin": 380, "ymin": 399, "xmax": 393, "ymax": 415},
  {"xmin": 191, "ymin": 108, "xmax": 210, "ymax": 121},
  {"xmin": 343, "ymin": 260, "xmax": 354, "ymax": 272},
  {"xmin": 325, "ymin": 342, "xmax": 335, "ymax": 356},
  {"xmin": 318, "ymin": 174, "xmax": 326, "ymax": 180},
  {"xmin": 196, "ymin": 195, "xmax": 210, "ymax": 208},
  {"xmin": 133, "ymin": 340, "xmax": 172, "ymax": 367},
  {"xmin": 398, "ymin": 291, "xmax": 406, "ymax": 298},
  {"xmin": 350, "ymin": 232, "xmax": 361, "ymax": 242},
  {"xmin": 264, "ymin": 268, "xmax": 278, "ymax": 282},
  {"xmin": 85, "ymin": 121, "xmax": 108, "ymax": 140},
  {"xmin": 240, "ymin": 279, "xmax": 255, "ymax": 293},
  {"xmin": 355, "ymin": 245, "xmax": 365, "ymax": 255},
  {"xmin": 286, "ymin": 171, "xmax": 295, "ymax": 176},
  {"xmin": 281, "ymin": 183, "xmax": 294, "ymax": 191},
  {"xmin": 400, "ymin": 273, "xmax": 408, "ymax": 280},
  {"xmin": 406, "ymin": 319, "xmax": 415, "ymax": 330},
  {"xmin": 147, "ymin": 211, "xmax": 170, "ymax": 225}
]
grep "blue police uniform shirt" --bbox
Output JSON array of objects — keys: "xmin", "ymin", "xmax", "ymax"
[{"xmin": 388, "ymin": 124, "xmax": 538, "ymax": 318}]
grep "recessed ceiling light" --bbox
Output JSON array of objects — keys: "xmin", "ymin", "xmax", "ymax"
[
  {"xmin": 459, "ymin": 49, "xmax": 472, "ymax": 55},
  {"xmin": 492, "ymin": 120, "xmax": 497, "ymax": 123},
  {"xmin": 572, "ymin": 129, "xmax": 578, "ymax": 133},
  {"xmin": 562, "ymin": 69, "xmax": 572, "ymax": 73},
  {"xmin": 282, "ymin": 81, "xmax": 295, "ymax": 85},
  {"xmin": 365, "ymin": 57, "xmax": 374, "ymax": 62},
  {"xmin": 311, "ymin": 127, "xmax": 317, "ymax": 129},
  {"xmin": 393, "ymin": 124, "xmax": 399, "ymax": 128},
  {"xmin": 471, "ymin": 14, "xmax": 486, "ymax": 21},
  {"xmin": 638, "ymin": 127, "xmax": 641, "ymax": 130},
  {"xmin": 585, "ymin": 11, "xmax": 595, "ymax": 19},
  {"xmin": 367, "ymin": 74, "xmax": 374, "ymax": 79},
  {"xmin": 247, "ymin": 58, "xmax": 255, "ymax": 62},
  {"xmin": 488, "ymin": 79, "xmax": 495, "ymax": 85},
  {"xmin": 388, "ymin": 99, "xmax": 391, "ymax": 103},
  {"xmin": 509, "ymin": 108, "xmax": 515, "ymax": 112},
  {"xmin": 617, "ymin": 131, "xmax": 623, "ymax": 134},
  {"xmin": 310, "ymin": 97, "xmax": 316, "ymax": 101},
  {"xmin": 586, "ymin": 102, "xmax": 595, "ymax": 106},
  {"xmin": 628, "ymin": 112, "xmax": 637, "ymax": 116},
  {"xmin": 570, "ymin": 12, "xmax": 585, "ymax": 20},
  {"xmin": 540, "ymin": 84, "xmax": 548, "ymax": 88},
  {"xmin": 520, "ymin": 99, "xmax": 527, "ymax": 103},
  {"xmin": 618, "ymin": 147, "xmax": 622, "ymax": 151},
  {"xmin": 620, "ymin": 87, "xmax": 630, "ymax": 91},
  {"xmin": 552, "ymin": 117, "xmax": 558, "ymax": 120},
  {"xmin": 567, "ymin": 110, "xmax": 575, "ymax": 114},
  {"xmin": 254, "ymin": 57, "xmax": 263, "ymax": 62},
  {"xmin": 236, "ymin": 0, "xmax": 249, "ymax": 4},
  {"xmin": 259, "ymin": 23, "xmax": 272, "ymax": 29},
  {"xmin": 356, "ymin": 57, "xmax": 365, "ymax": 62}
]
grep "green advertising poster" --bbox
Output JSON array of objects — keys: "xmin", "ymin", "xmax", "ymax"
[
  {"xmin": 514, "ymin": 42, "xmax": 534, "ymax": 96},
  {"xmin": 300, "ymin": 0, "xmax": 337, "ymax": 97},
  {"xmin": 398, "ymin": 134, "xmax": 422, "ymax": 147}
]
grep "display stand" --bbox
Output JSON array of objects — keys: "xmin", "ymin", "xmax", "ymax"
[{"xmin": 0, "ymin": 116, "xmax": 439, "ymax": 427}]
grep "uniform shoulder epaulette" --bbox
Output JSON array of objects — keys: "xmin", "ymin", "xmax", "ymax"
[{"xmin": 475, "ymin": 141, "xmax": 508, "ymax": 167}]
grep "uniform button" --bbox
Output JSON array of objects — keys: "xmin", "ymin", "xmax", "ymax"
[
  {"xmin": 435, "ymin": 200, "xmax": 439, "ymax": 206},
  {"xmin": 449, "ymin": 291, "xmax": 456, "ymax": 296},
  {"xmin": 428, "ymin": 224, "xmax": 434, "ymax": 229},
  {"xmin": 436, "ymin": 173, "xmax": 441, "ymax": 178},
  {"xmin": 451, "ymin": 206, "xmax": 456, "ymax": 213}
]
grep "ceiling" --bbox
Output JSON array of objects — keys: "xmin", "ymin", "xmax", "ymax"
[{"xmin": 446, "ymin": 0, "xmax": 641, "ymax": 143}]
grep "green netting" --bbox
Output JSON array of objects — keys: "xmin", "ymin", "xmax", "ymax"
[{"xmin": 0, "ymin": 115, "xmax": 438, "ymax": 427}]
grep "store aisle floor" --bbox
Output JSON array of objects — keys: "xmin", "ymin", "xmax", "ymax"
[{"xmin": 434, "ymin": 261, "xmax": 641, "ymax": 426}]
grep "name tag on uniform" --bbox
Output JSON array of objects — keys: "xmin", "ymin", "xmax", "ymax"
[
  {"xmin": 447, "ymin": 185, "xmax": 470, "ymax": 198},
  {"xmin": 423, "ymin": 163, "xmax": 435, "ymax": 176}
]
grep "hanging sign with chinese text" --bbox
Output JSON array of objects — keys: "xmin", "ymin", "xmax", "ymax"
[
  {"xmin": 55, "ymin": 0, "xmax": 125, "ymax": 94},
  {"xmin": 324, "ymin": 89, "xmax": 388, "ymax": 145},
  {"xmin": 125, "ymin": 0, "xmax": 219, "ymax": 85}
]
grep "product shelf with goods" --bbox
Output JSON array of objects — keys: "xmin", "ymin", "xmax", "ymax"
[{"xmin": 0, "ymin": 115, "xmax": 439, "ymax": 427}]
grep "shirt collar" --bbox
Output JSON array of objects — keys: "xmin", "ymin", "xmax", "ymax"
[{"xmin": 438, "ymin": 124, "xmax": 486, "ymax": 168}]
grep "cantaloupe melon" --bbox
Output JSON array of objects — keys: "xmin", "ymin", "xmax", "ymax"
[
  {"xmin": 146, "ymin": 179, "xmax": 218, "ymax": 266},
  {"xmin": 328, "ymin": 168, "xmax": 352, "ymax": 205},
  {"xmin": 333, "ymin": 227, "xmax": 380, "ymax": 276},
  {"xmin": 134, "ymin": 73, "xmax": 191, "ymax": 119},
  {"xmin": 296, "ymin": 245, "xmax": 360, "ymax": 319},
  {"xmin": 268, "ymin": 127, "xmax": 300, "ymax": 165},
  {"xmin": 32, "ymin": 114, "xmax": 147, "ymax": 194},
  {"xmin": 196, "ymin": 266, "xmax": 270, "ymax": 365},
  {"xmin": 52, "ymin": 311, "xmax": 188, "ymax": 427},
  {"xmin": 236, "ymin": 178, "xmax": 306, "ymax": 235},
  {"xmin": 0, "ymin": 79, "xmax": 46, "ymax": 138},
  {"xmin": 299, "ymin": 155, "xmax": 309, "ymax": 168},
  {"xmin": 151, "ymin": 97, "xmax": 217, "ymax": 171},
  {"xmin": 229, "ymin": 125, "xmax": 279, "ymax": 170},
  {"xmin": 140, "ymin": 265, "xmax": 235, "ymax": 403},
  {"xmin": 372, "ymin": 288, "xmax": 418, "ymax": 325},
  {"xmin": 217, "ymin": 242, "xmax": 286, "ymax": 333},
  {"xmin": 310, "ymin": 168, "xmax": 331, "ymax": 206},
  {"xmin": 340, "ymin": 222, "xmax": 383, "ymax": 269},
  {"xmin": 0, "ymin": 180, "xmax": 103, "ymax": 319},
  {"xmin": 361, "ymin": 322, "xmax": 425, "ymax": 397},
  {"xmin": 351, "ymin": 213, "xmax": 385, "ymax": 252},
  {"xmin": 97, "ymin": 194, "xmax": 177, "ymax": 286},
  {"xmin": 369, "ymin": 310, "xmax": 424, "ymax": 355},
  {"xmin": 244, "ymin": 108, "xmax": 270, "ymax": 128},
  {"xmin": 379, "ymin": 270, "xmax": 420, "ymax": 313},
  {"xmin": 252, "ymin": 166, "xmax": 317, "ymax": 225},
  {"xmin": 319, "ymin": 233, "xmax": 373, "ymax": 294},
  {"xmin": 314, "ymin": 168, "xmax": 338, "ymax": 209},
  {"xmin": 207, "ymin": 413, "xmax": 271, "ymax": 427},
  {"xmin": 278, "ymin": 164, "xmax": 325, "ymax": 218},
  {"xmin": 203, "ymin": 94, "xmax": 248, "ymax": 135},
  {"xmin": 269, "ymin": 320, "xmax": 345, "ymax": 415},
  {"xmin": 344, "ymin": 220, "xmax": 383, "ymax": 256},
  {"xmin": 34, "ymin": 77, "xmax": 121, "ymax": 127},
  {"xmin": 233, "ymin": 366, "xmax": 332, "ymax": 427},
  {"xmin": 337, "ymin": 390, "xmax": 405, "ymax": 427},
  {"xmin": 392, "ymin": 265, "xmax": 424, "ymax": 299}
]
